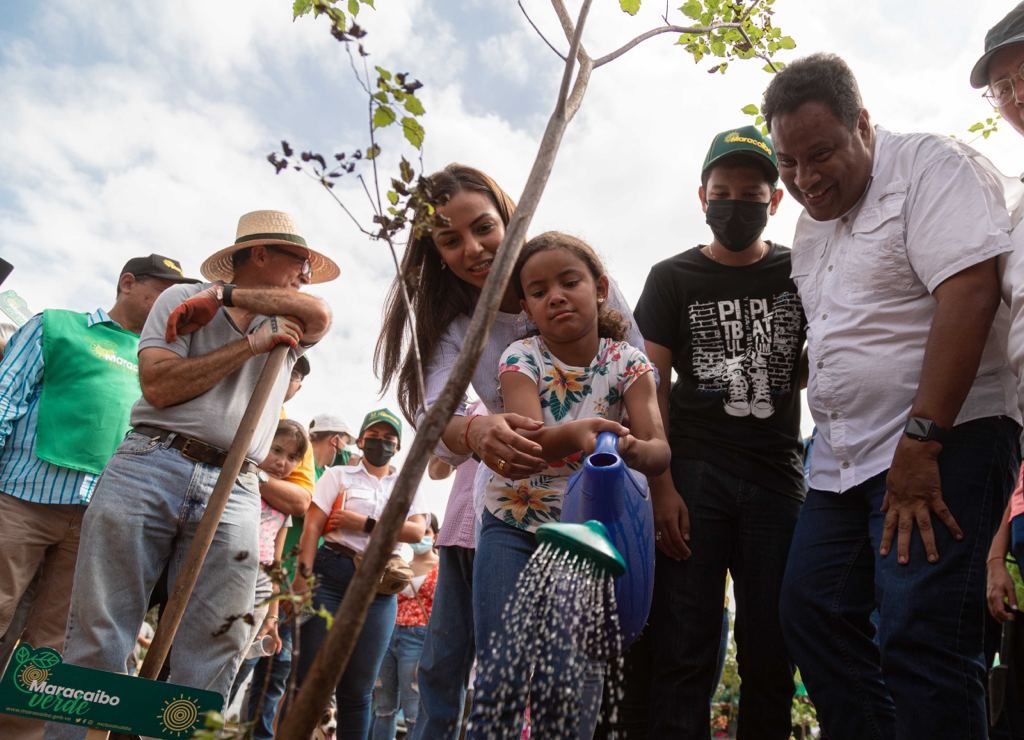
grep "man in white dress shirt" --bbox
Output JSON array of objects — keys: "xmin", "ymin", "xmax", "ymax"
[{"xmin": 764, "ymin": 53, "xmax": 1020, "ymax": 740}]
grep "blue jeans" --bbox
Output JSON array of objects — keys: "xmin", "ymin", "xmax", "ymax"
[
  {"xmin": 468, "ymin": 510, "xmax": 603, "ymax": 740},
  {"xmin": 372, "ymin": 624, "xmax": 427, "ymax": 740},
  {"xmin": 648, "ymin": 458, "xmax": 800, "ymax": 739},
  {"xmin": 45, "ymin": 432, "xmax": 260, "ymax": 740},
  {"xmin": 293, "ymin": 546, "xmax": 396, "ymax": 740},
  {"xmin": 245, "ymin": 619, "xmax": 293, "ymax": 739},
  {"xmin": 410, "ymin": 545, "xmax": 475, "ymax": 740},
  {"xmin": 780, "ymin": 416, "xmax": 1019, "ymax": 740}
]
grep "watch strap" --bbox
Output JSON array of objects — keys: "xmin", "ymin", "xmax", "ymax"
[
  {"xmin": 904, "ymin": 416, "xmax": 948, "ymax": 444},
  {"xmin": 221, "ymin": 283, "xmax": 236, "ymax": 308}
]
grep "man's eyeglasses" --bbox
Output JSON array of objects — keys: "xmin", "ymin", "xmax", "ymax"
[
  {"xmin": 985, "ymin": 61, "xmax": 1024, "ymax": 107},
  {"xmin": 267, "ymin": 245, "xmax": 313, "ymax": 279}
]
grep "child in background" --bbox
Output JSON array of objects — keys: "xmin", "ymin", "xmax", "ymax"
[
  {"xmin": 228, "ymin": 419, "xmax": 308, "ymax": 709},
  {"xmin": 987, "ymin": 468, "xmax": 1024, "ymax": 622},
  {"xmin": 467, "ymin": 231, "xmax": 670, "ymax": 739}
]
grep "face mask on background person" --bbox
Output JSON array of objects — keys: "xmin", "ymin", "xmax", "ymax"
[
  {"xmin": 410, "ymin": 536, "xmax": 434, "ymax": 555},
  {"xmin": 362, "ymin": 438, "xmax": 397, "ymax": 467},
  {"xmin": 705, "ymin": 199, "xmax": 770, "ymax": 252}
]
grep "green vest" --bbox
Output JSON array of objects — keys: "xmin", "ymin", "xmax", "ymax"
[{"xmin": 35, "ymin": 309, "xmax": 141, "ymax": 475}]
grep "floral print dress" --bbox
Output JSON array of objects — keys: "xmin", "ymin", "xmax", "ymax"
[{"xmin": 483, "ymin": 336, "xmax": 652, "ymax": 532}]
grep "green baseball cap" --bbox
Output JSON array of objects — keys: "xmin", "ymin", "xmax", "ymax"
[
  {"xmin": 359, "ymin": 408, "xmax": 403, "ymax": 443},
  {"xmin": 701, "ymin": 125, "xmax": 779, "ymax": 184}
]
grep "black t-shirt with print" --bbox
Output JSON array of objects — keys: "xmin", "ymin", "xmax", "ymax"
[{"xmin": 634, "ymin": 243, "xmax": 807, "ymax": 498}]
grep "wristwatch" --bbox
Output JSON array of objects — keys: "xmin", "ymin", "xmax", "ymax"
[
  {"xmin": 903, "ymin": 416, "xmax": 948, "ymax": 444},
  {"xmin": 215, "ymin": 283, "xmax": 236, "ymax": 307},
  {"xmin": 257, "ymin": 470, "xmax": 270, "ymax": 484}
]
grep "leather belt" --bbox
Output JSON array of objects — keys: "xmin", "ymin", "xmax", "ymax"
[
  {"xmin": 323, "ymin": 541, "xmax": 360, "ymax": 560},
  {"xmin": 132, "ymin": 425, "xmax": 259, "ymax": 476}
]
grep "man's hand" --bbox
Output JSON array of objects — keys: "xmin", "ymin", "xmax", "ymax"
[
  {"xmin": 988, "ymin": 558, "xmax": 1019, "ymax": 623},
  {"xmin": 247, "ymin": 316, "xmax": 304, "ymax": 354},
  {"xmin": 165, "ymin": 286, "xmax": 222, "ymax": 342},
  {"xmin": 880, "ymin": 437, "xmax": 960, "ymax": 564},
  {"xmin": 651, "ymin": 474, "xmax": 691, "ymax": 560}
]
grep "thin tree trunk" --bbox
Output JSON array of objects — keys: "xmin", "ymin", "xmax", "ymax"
[{"xmin": 275, "ymin": 2, "xmax": 594, "ymax": 736}]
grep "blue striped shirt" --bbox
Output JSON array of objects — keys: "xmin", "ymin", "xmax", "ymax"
[{"xmin": 0, "ymin": 308, "xmax": 128, "ymax": 505}]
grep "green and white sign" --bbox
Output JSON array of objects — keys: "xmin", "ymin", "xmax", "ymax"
[
  {"xmin": 0, "ymin": 644, "xmax": 222, "ymax": 738},
  {"xmin": 0, "ymin": 290, "xmax": 32, "ymax": 327}
]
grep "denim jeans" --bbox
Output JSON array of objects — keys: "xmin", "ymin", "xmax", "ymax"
[
  {"xmin": 371, "ymin": 624, "xmax": 427, "ymax": 740},
  {"xmin": 292, "ymin": 546, "xmax": 396, "ymax": 740},
  {"xmin": 467, "ymin": 510, "xmax": 603, "ymax": 740},
  {"xmin": 647, "ymin": 458, "xmax": 800, "ymax": 739},
  {"xmin": 780, "ymin": 416, "xmax": 1020, "ymax": 740},
  {"xmin": 410, "ymin": 545, "xmax": 475, "ymax": 740},
  {"xmin": 44, "ymin": 432, "xmax": 261, "ymax": 740},
  {"xmin": 245, "ymin": 619, "xmax": 293, "ymax": 739}
]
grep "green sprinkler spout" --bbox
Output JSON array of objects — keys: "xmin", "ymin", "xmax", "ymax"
[{"xmin": 535, "ymin": 520, "xmax": 627, "ymax": 577}]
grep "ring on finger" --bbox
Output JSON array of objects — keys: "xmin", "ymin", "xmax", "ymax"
[
  {"xmin": 655, "ymin": 530, "xmax": 662, "ymax": 541},
  {"xmin": 497, "ymin": 458, "xmax": 507, "ymax": 475}
]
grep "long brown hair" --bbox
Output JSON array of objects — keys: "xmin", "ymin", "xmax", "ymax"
[
  {"xmin": 374, "ymin": 163, "xmax": 517, "ymax": 422},
  {"xmin": 512, "ymin": 231, "xmax": 628, "ymax": 342}
]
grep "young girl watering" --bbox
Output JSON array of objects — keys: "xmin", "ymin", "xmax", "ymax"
[{"xmin": 467, "ymin": 231, "xmax": 670, "ymax": 740}]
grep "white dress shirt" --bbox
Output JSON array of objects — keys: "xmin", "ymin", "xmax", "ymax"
[
  {"xmin": 792, "ymin": 127, "xmax": 1017, "ymax": 493},
  {"xmin": 313, "ymin": 462, "xmax": 430, "ymax": 554}
]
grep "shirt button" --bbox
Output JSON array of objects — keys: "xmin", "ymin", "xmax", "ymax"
[
  {"xmin": 827, "ymin": 265, "xmax": 834, "ymax": 271},
  {"xmin": 841, "ymin": 461, "xmax": 850, "ymax": 469},
  {"xmin": 841, "ymin": 216, "xmax": 848, "ymax": 224},
  {"xmin": 830, "ymin": 411, "xmax": 839, "ymax": 420},
  {"xmin": 821, "ymin": 313, "xmax": 829, "ymax": 320},
  {"xmin": 816, "ymin": 360, "xmax": 824, "ymax": 369}
]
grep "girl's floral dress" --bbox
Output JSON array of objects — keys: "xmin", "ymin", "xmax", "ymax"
[{"xmin": 483, "ymin": 336, "xmax": 652, "ymax": 532}]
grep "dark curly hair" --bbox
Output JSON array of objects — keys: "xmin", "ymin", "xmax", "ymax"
[
  {"xmin": 762, "ymin": 53, "xmax": 863, "ymax": 132},
  {"xmin": 512, "ymin": 231, "xmax": 628, "ymax": 342}
]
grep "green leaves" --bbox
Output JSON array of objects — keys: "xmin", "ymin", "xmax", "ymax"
[
  {"xmin": 968, "ymin": 122, "xmax": 985, "ymax": 133},
  {"xmin": 671, "ymin": 0, "xmax": 795, "ymax": 76},
  {"xmin": 620, "ymin": 0, "xmax": 642, "ymax": 15},
  {"xmin": 680, "ymin": 0, "xmax": 702, "ymax": 19},
  {"xmin": 402, "ymin": 116, "xmax": 425, "ymax": 148},
  {"xmin": 372, "ymin": 105, "xmax": 397, "ymax": 130},
  {"xmin": 14, "ymin": 645, "xmax": 30, "ymax": 666},
  {"xmin": 741, "ymin": 103, "xmax": 759, "ymax": 115}
]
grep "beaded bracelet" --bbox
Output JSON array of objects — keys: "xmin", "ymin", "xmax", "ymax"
[{"xmin": 463, "ymin": 414, "xmax": 481, "ymax": 453}]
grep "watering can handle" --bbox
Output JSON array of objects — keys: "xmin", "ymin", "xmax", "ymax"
[{"xmin": 594, "ymin": 431, "xmax": 619, "ymax": 457}]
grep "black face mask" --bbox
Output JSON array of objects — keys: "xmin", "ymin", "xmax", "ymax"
[
  {"xmin": 705, "ymin": 199, "xmax": 770, "ymax": 252},
  {"xmin": 362, "ymin": 438, "xmax": 398, "ymax": 467}
]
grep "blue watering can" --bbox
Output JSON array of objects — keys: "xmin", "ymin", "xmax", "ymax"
[{"xmin": 559, "ymin": 431, "xmax": 655, "ymax": 647}]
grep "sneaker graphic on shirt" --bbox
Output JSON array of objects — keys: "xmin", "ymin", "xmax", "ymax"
[
  {"xmin": 749, "ymin": 364, "xmax": 775, "ymax": 419},
  {"xmin": 723, "ymin": 364, "xmax": 750, "ymax": 417}
]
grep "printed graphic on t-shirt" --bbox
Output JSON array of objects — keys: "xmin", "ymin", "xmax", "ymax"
[{"xmin": 688, "ymin": 292, "xmax": 802, "ymax": 419}]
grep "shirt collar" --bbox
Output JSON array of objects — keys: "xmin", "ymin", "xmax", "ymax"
[
  {"xmin": 354, "ymin": 460, "xmax": 398, "ymax": 483},
  {"xmin": 87, "ymin": 307, "xmax": 123, "ymax": 329}
]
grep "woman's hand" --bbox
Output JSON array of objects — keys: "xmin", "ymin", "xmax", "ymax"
[
  {"xmin": 327, "ymin": 508, "xmax": 365, "ymax": 532},
  {"xmin": 988, "ymin": 557, "xmax": 1019, "ymax": 622},
  {"xmin": 467, "ymin": 413, "xmax": 547, "ymax": 479}
]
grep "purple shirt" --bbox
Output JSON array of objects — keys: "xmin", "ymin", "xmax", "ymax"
[{"xmin": 435, "ymin": 455, "xmax": 480, "ymax": 550}]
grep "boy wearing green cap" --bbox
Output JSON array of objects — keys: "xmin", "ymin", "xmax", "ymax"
[{"xmin": 633, "ymin": 125, "xmax": 806, "ymax": 738}]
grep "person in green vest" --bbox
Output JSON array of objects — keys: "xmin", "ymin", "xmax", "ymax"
[{"xmin": 0, "ymin": 253, "xmax": 197, "ymax": 740}]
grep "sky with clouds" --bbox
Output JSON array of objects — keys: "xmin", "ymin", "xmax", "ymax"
[{"xmin": 2, "ymin": 0, "xmax": 1022, "ymax": 515}]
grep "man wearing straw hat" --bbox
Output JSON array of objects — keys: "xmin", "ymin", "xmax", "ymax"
[{"xmin": 47, "ymin": 210, "xmax": 335, "ymax": 737}]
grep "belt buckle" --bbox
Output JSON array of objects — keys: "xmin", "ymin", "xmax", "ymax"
[{"xmin": 178, "ymin": 437, "xmax": 205, "ymax": 463}]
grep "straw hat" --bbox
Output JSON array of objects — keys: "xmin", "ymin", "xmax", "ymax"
[{"xmin": 200, "ymin": 210, "xmax": 340, "ymax": 284}]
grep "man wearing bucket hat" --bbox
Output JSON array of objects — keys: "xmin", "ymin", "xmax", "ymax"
[
  {"xmin": 0, "ymin": 253, "xmax": 196, "ymax": 740},
  {"xmin": 763, "ymin": 54, "xmax": 1019, "ymax": 740},
  {"xmin": 48, "ymin": 211, "xmax": 335, "ymax": 737},
  {"xmin": 633, "ymin": 125, "xmax": 805, "ymax": 739}
]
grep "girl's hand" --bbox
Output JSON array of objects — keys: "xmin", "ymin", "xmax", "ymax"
[
  {"xmin": 988, "ymin": 558, "xmax": 1018, "ymax": 622},
  {"xmin": 468, "ymin": 413, "xmax": 547, "ymax": 479},
  {"xmin": 256, "ymin": 618, "xmax": 283, "ymax": 655},
  {"xmin": 576, "ymin": 418, "xmax": 629, "ymax": 455},
  {"xmin": 327, "ymin": 508, "xmax": 364, "ymax": 532}
]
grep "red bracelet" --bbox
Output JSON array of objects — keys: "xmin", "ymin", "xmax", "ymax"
[{"xmin": 463, "ymin": 414, "xmax": 481, "ymax": 453}]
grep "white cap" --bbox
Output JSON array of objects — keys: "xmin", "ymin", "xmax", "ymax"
[{"xmin": 309, "ymin": 413, "xmax": 354, "ymax": 438}]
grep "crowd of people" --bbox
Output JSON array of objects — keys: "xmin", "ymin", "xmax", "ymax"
[{"xmin": 2, "ymin": 5, "xmax": 1024, "ymax": 740}]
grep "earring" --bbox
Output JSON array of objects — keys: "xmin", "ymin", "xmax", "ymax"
[
  {"xmin": 440, "ymin": 260, "xmax": 447, "ymax": 271},
  {"xmin": 597, "ymin": 298, "xmax": 604, "ymax": 304}
]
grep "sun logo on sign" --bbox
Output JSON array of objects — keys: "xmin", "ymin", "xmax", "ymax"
[
  {"xmin": 9, "ymin": 645, "xmax": 60, "ymax": 694},
  {"xmin": 158, "ymin": 694, "xmax": 201, "ymax": 736}
]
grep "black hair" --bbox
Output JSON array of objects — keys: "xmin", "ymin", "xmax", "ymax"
[
  {"xmin": 762, "ymin": 53, "xmax": 863, "ymax": 132},
  {"xmin": 231, "ymin": 247, "xmax": 253, "ymax": 271},
  {"xmin": 428, "ymin": 512, "xmax": 440, "ymax": 537}
]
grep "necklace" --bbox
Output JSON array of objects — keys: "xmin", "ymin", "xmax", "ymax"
[{"xmin": 705, "ymin": 241, "xmax": 768, "ymax": 264}]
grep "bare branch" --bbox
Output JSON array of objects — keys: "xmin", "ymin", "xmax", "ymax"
[
  {"xmin": 552, "ymin": 0, "xmax": 592, "ymax": 121},
  {"xmin": 382, "ymin": 236, "xmax": 427, "ymax": 407},
  {"xmin": 663, "ymin": 0, "xmax": 671, "ymax": 25},
  {"xmin": 593, "ymin": 21, "xmax": 742, "ymax": 69},
  {"xmin": 363, "ymin": 54, "xmax": 386, "ymax": 222},
  {"xmin": 518, "ymin": 0, "xmax": 566, "ymax": 61},
  {"xmin": 311, "ymin": 173, "xmax": 376, "ymax": 237}
]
